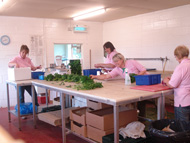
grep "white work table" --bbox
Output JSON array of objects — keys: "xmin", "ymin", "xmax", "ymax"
[
  {"xmin": 31, "ymin": 79, "xmax": 174, "ymax": 143},
  {"xmin": 6, "ymin": 79, "xmax": 34, "ymax": 131}
]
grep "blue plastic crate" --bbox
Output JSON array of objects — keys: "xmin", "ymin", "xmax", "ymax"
[
  {"xmin": 83, "ymin": 69, "xmax": 101, "ymax": 76},
  {"xmin": 134, "ymin": 74, "xmax": 161, "ymax": 85},
  {"xmin": 31, "ymin": 71, "xmax": 45, "ymax": 79}
]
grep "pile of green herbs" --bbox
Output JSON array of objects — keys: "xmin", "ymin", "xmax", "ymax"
[{"xmin": 44, "ymin": 73, "xmax": 103, "ymax": 90}]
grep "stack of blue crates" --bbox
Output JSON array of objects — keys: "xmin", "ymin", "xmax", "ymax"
[
  {"xmin": 134, "ymin": 74, "xmax": 161, "ymax": 85},
  {"xmin": 83, "ymin": 69, "xmax": 101, "ymax": 76}
]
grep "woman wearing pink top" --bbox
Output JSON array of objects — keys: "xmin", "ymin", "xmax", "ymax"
[
  {"xmin": 91, "ymin": 53, "xmax": 147, "ymax": 117},
  {"xmin": 163, "ymin": 45, "xmax": 190, "ymax": 122},
  {"xmin": 8, "ymin": 45, "xmax": 41, "ymax": 108},
  {"xmin": 91, "ymin": 53, "xmax": 147, "ymax": 80},
  {"xmin": 94, "ymin": 41, "xmax": 118, "ymax": 72}
]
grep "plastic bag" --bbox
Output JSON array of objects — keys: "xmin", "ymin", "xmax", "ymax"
[
  {"xmin": 149, "ymin": 119, "xmax": 190, "ymax": 143},
  {"xmin": 15, "ymin": 102, "xmax": 37, "ymax": 115}
]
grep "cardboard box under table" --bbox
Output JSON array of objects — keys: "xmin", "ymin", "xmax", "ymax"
[
  {"xmin": 87, "ymin": 99, "xmax": 112, "ymax": 110},
  {"xmin": 70, "ymin": 107, "xmax": 92, "ymax": 137},
  {"xmin": 86, "ymin": 107, "xmax": 138, "ymax": 142}
]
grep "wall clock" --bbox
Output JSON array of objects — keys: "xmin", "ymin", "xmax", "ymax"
[{"xmin": 1, "ymin": 35, "xmax": 11, "ymax": 45}]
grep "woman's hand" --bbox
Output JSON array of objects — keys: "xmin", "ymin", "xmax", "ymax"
[
  {"xmin": 36, "ymin": 65, "xmax": 42, "ymax": 69},
  {"xmin": 90, "ymin": 75, "xmax": 96, "ymax": 79}
]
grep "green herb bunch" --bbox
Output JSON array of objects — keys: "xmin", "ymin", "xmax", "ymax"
[
  {"xmin": 69, "ymin": 60, "xmax": 82, "ymax": 75},
  {"xmin": 44, "ymin": 73, "xmax": 103, "ymax": 90}
]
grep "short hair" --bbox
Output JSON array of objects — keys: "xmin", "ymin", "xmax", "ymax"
[
  {"xmin": 174, "ymin": 45, "xmax": 189, "ymax": 59},
  {"xmin": 20, "ymin": 45, "xmax": 29, "ymax": 54},
  {"xmin": 112, "ymin": 53, "xmax": 125, "ymax": 62},
  {"xmin": 103, "ymin": 41, "xmax": 115, "ymax": 52}
]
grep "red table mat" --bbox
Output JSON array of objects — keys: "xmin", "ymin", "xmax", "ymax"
[{"xmin": 130, "ymin": 83, "xmax": 172, "ymax": 92}]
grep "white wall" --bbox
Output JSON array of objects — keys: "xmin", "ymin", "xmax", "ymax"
[
  {"xmin": 103, "ymin": 5, "xmax": 190, "ymax": 71},
  {"xmin": 1, "ymin": 4, "xmax": 190, "ymax": 107},
  {"xmin": 0, "ymin": 17, "xmax": 103, "ymax": 107}
]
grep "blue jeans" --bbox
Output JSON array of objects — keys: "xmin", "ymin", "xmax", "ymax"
[
  {"xmin": 19, "ymin": 85, "xmax": 39, "ymax": 106},
  {"xmin": 174, "ymin": 105, "xmax": 190, "ymax": 122}
]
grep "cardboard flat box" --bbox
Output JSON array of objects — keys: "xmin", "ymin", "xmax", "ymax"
[
  {"xmin": 70, "ymin": 107, "xmax": 91, "ymax": 125},
  {"xmin": 8, "ymin": 67, "xmax": 31, "ymax": 81},
  {"xmin": 87, "ymin": 99, "xmax": 112, "ymax": 110},
  {"xmin": 71, "ymin": 121, "xmax": 87, "ymax": 137},
  {"xmin": 86, "ymin": 108, "xmax": 137, "ymax": 131},
  {"xmin": 87, "ymin": 125, "xmax": 114, "ymax": 143}
]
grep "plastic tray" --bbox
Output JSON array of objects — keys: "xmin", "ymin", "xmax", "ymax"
[
  {"xmin": 31, "ymin": 71, "xmax": 45, "ymax": 79},
  {"xmin": 135, "ymin": 74, "xmax": 161, "ymax": 85},
  {"xmin": 83, "ymin": 69, "xmax": 101, "ymax": 76}
]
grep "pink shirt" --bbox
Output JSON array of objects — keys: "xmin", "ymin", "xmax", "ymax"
[
  {"xmin": 105, "ymin": 49, "xmax": 117, "ymax": 70},
  {"xmin": 109, "ymin": 60, "xmax": 147, "ymax": 78},
  {"xmin": 9, "ymin": 55, "xmax": 35, "ymax": 69},
  {"xmin": 169, "ymin": 58, "xmax": 190, "ymax": 107}
]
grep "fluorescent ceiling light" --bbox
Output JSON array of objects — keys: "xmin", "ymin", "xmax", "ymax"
[{"xmin": 73, "ymin": 8, "xmax": 106, "ymax": 21}]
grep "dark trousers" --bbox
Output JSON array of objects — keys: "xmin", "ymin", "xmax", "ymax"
[{"xmin": 19, "ymin": 85, "xmax": 39, "ymax": 106}]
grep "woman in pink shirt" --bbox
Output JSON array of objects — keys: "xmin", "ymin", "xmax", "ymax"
[
  {"xmin": 94, "ymin": 41, "xmax": 118, "ymax": 72},
  {"xmin": 91, "ymin": 53, "xmax": 147, "ymax": 80},
  {"xmin": 8, "ymin": 45, "xmax": 41, "ymax": 107},
  {"xmin": 91, "ymin": 53, "xmax": 147, "ymax": 117},
  {"xmin": 163, "ymin": 45, "xmax": 190, "ymax": 122}
]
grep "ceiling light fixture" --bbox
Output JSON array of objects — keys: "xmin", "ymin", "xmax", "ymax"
[{"xmin": 73, "ymin": 8, "xmax": 106, "ymax": 21}]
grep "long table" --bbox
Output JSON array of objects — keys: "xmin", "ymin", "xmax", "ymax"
[{"xmin": 31, "ymin": 79, "xmax": 173, "ymax": 143}]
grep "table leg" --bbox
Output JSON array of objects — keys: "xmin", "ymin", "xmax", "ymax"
[
  {"xmin": 17, "ymin": 86, "xmax": 21, "ymax": 131},
  {"xmin": 46, "ymin": 89, "xmax": 48, "ymax": 107},
  {"xmin": 114, "ymin": 105, "xmax": 119, "ymax": 143},
  {"xmin": 161, "ymin": 92, "xmax": 165, "ymax": 119},
  {"xmin": 32, "ymin": 85, "xmax": 36, "ymax": 129},
  {"xmin": 157, "ymin": 97, "xmax": 162, "ymax": 120},
  {"xmin": 61, "ymin": 93, "xmax": 66, "ymax": 143},
  {"xmin": 6, "ymin": 83, "xmax": 11, "ymax": 123}
]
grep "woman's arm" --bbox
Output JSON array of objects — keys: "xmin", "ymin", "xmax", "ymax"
[
  {"xmin": 31, "ymin": 65, "xmax": 42, "ymax": 71},
  {"xmin": 8, "ymin": 62, "xmax": 19, "ymax": 68},
  {"xmin": 90, "ymin": 73, "xmax": 112, "ymax": 80},
  {"xmin": 137, "ymin": 70, "xmax": 146, "ymax": 75},
  {"xmin": 94, "ymin": 63, "xmax": 115, "ymax": 68},
  {"xmin": 163, "ymin": 77, "xmax": 173, "ymax": 88}
]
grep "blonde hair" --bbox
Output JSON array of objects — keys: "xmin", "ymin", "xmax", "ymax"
[
  {"xmin": 112, "ymin": 53, "xmax": 126, "ymax": 62},
  {"xmin": 174, "ymin": 45, "xmax": 189, "ymax": 59}
]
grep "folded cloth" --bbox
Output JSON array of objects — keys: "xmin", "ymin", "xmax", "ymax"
[{"xmin": 119, "ymin": 121, "xmax": 146, "ymax": 139}]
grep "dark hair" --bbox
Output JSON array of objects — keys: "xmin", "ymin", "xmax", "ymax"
[
  {"xmin": 103, "ymin": 41, "xmax": 115, "ymax": 52},
  {"xmin": 20, "ymin": 45, "xmax": 29, "ymax": 54}
]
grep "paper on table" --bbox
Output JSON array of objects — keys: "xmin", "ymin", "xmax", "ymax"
[{"xmin": 130, "ymin": 83, "xmax": 172, "ymax": 92}]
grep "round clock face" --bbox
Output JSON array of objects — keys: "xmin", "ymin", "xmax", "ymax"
[{"xmin": 1, "ymin": 35, "xmax": 10, "ymax": 45}]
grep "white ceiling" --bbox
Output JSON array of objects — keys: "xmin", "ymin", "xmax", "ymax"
[{"xmin": 0, "ymin": 0, "xmax": 190, "ymax": 22}]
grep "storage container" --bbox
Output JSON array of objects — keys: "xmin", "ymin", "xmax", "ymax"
[
  {"xmin": 87, "ymin": 99, "xmax": 111, "ymax": 110},
  {"xmin": 31, "ymin": 71, "xmax": 45, "ymax": 79},
  {"xmin": 86, "ymin": 108, "xmax": 137, "ymax": 131},
  {"xmin": 135, "ymin": 74, "xmax": 161, "ymax": 85},
  {"xmin": 83, "ymin": 69, "xmax": 101, "ymax": 76},
  {"xmin": 8, "ymin": 67, "xmax": 31, "ymax": 81},
  {"xmin": 71, "ymin": 121, "xmax": 87, "ymax": 137}
]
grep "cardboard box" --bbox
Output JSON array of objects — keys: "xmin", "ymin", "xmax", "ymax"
[
  {"xmin": 71, "ymin": 121, "xmax": 87, "ymax": 137},
  {"xmin": 8, "ymin": 67, "xmax": 31, "ymax": 81},
  {"xmin": 87, "ymin": 99, "xmax": 112, "ymax": 110},
  {"xmin": 87, "ymin": 125, "xmax": 114, "ymax": 143},
  {"xmin": 53, "ymin": 97, "xmax": 60, "ymax": 105},
  {"xmin": 86, "ymin": 108, "xmax": 137, "ymax": 131},
  {"xmin": 70, "ymin": 107, "xmax": 91, "ymax": 125}
]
